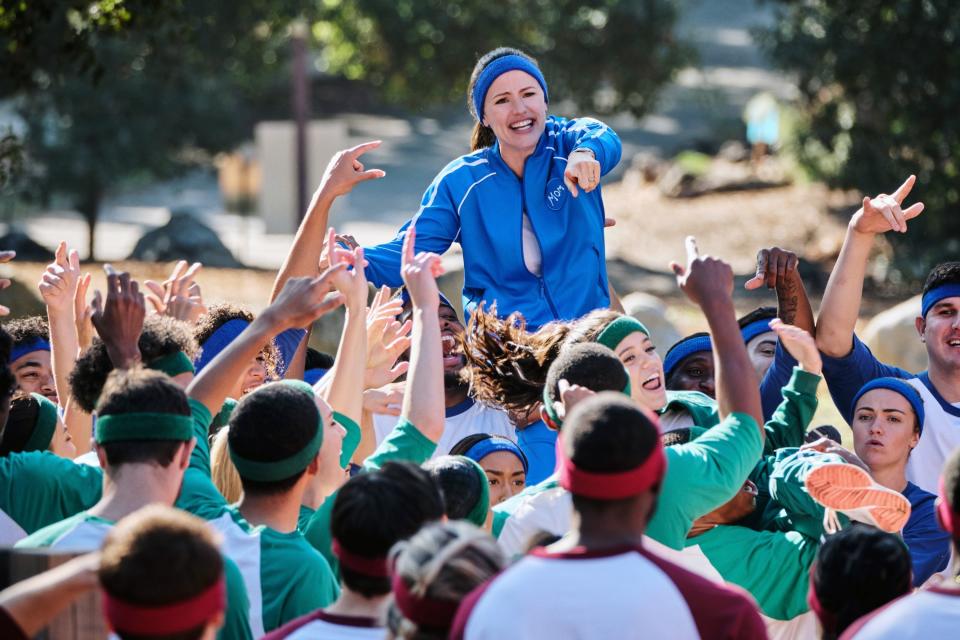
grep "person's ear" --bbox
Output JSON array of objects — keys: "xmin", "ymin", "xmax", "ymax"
[
  {"xmin": 915, "ymin": 316, "xmax": 926, "ymax": 342},
  {"xmin": 179, "ymin": 439, "xmax": 196, "ymax": 471},
  {"xmin": 95, "ymin": 442, "xmax": 108, "ymax": 469}
]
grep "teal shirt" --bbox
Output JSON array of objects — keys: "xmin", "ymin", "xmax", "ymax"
[{"xmin": 0, "ymin": 451, "xmax": 102, "ymax": 534}]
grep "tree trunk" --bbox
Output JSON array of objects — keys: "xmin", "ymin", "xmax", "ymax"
[{"xmin": 77, "ymin": 183, "xmax": 102, "ymax": 261}]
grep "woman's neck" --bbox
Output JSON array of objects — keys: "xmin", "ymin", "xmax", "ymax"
[
  {"xmin": 499, "ymin": 143, "xmax": 533, "ymax": 178},
  {"xmin": 870, "ymin": 463, "xmax": 908, "ymax": 493},
  {"xmin": 326, "ymin": 588, "xmax": 390, "ymax": 623}
]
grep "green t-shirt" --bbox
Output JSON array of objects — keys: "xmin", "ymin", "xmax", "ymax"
[
  {"xmin": 303, "ymin": 417, "xmax": 437, "ymax": 576},
  {"xmin": 0, "ymin": 451, "xmax": 102, "ymax": 536},
  {"xmin": 178, "ymin": 398, "xmax": 339, "ymax": 636},
  {"xmin": 660, "ymin": 390, "xmax": 721, "ymax": 429},
  {"xmin": 761, "ymin": 368, "xmax": 820, "ymax": 455},
  {"xmin": 14, "ymin": 509, "xmax": 253, "ymax": 640}
]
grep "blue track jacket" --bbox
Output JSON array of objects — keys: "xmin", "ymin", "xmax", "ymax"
[{"xmin": 363, "ymin": 116, "xmax": 622, "ymax": 329}]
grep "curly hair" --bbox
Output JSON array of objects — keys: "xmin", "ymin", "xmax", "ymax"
[
  {"xmin": 193, "ymin": 303, "xmax": 280, "ymax": 377},
  {"xmin": 459, "ymin": 305, "xmax": 623, "ymax": 416},
  {"xmin": 69, "ymin": 315, "xmax": 200, "ymax": 413},
  {"xmin": 3, "ymin": 315, "xmax": 49, "ymax": 348}
]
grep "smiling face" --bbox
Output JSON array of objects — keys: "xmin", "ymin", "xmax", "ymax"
[
  {"xmin": 746, "ymin": 331, "xmax": 777, "ymax": 379},
  {"xmin": 917, "ymin": 296, "xmax": 960, "ymax": 373},
  {"xmin": 614, "ymin": 332, "xmax": 667, "ymax": 411},
  {"xmin": 693, "ymin": 480, "xmax": 758, "ymax": 529},
  {"xmin": 11, "ymin": 350, "xmax": 56, "ymax": 404},
  {"xmin": 314, "ymin": 395, "xmax": 347, "ymax": 494},
  {"xmin": 667, "ymin": 351, "xmax": 716, "ymax": 398},
  {"xmin": 482, "ymin": 70, "xmax": 548, "ymax": 157},
  {"xmin": 479, "ymin": 450, "xmax": 526, "ymax": 505},
  {"xmin": 851, "ymin": 388, "xmax": 920, "ymax": 472}
]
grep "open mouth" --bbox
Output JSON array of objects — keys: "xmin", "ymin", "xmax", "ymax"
[
  {"xmin": 641, "ymin": 374, "xmax": 662, "ymax": 391},
  {"xmin": 866, "ymin": 439, "xmax": 884, "ymax": 448},
  {"xmin": 743, "ymin": 481, "xmax": 758, "ymax": 496},
  {"xmin": 241, "ymin": 380, "xmax": 264, "ymax": 395},
  {"xmin": 509, "ymin": 118, "xmax": 535, "ymax": 132},
  {"xmin": 442, "ymin": 335, "xmax": 463, "ymax": 368},
  {"xmin": 948, "ymin": 338, "xmax": 960, "ymax": 348}
]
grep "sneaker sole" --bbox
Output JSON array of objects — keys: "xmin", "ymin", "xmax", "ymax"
[{"xmin": 804, "ymin": 464, "xmax": 912, "ymax": 533}]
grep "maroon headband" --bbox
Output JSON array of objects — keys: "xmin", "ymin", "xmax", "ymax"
[
  {"xmin": 557, "ymin": 406, "xmax": 666, "ymax": 500},
  {"xmin": 937, "ymin": 477, "xmax": 958, "ymax": 536},
  {"xmin": 103, "ymin": 577, "xmax": 225, "ymax": 636},
  {"xmin": 333, "ymin": 538, "xmax": 390, "ymax": 578},
  {"xmin": 391, "ymin": 572, "xmax": 460, "ymax": 629}
]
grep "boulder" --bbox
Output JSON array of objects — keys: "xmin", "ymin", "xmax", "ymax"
[
  {"xmin": 129, "ymin": 209, "xmax": 243, "ymax": 268},
  {"xmin": 621, "ymin": 292, "xmax": 682, "ymax": 353},
  {"xmin": 861, "ymin": 295, "xmax": 927, "ymax": 373},
  {"xmin": 0, "ymin": 231, "xmax": 54, "ymax": 262}
]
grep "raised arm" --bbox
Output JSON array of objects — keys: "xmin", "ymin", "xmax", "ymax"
[
  {"xmin": 315, "ymin": 228, "xmax": 367, "ymax": 426},
  {"xmin": 671, "ymin": 236, "xmax": 763, "ymax": 430},
  {"xmin": 90, "ymin": 265, "xmax": 146, "ymax": 371},
  {"xmin": 816, "ymin": 175, "xmax": 924, "ymax": 357},
  {"xmin": 398, "ymin": 224, "xmax": 445, "ymax": 442},
  {"xmin": 745, "ymin": 247, "xmax": 815, "ymax": 334},
  {"xmin": 188, "ymin": 267, "xmax": 345, "ymax": 416},
  {"xmin": 270, "ymin": 142, "xmax": 384, "ymax": 302}
]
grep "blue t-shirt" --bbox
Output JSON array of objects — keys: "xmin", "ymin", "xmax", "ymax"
[
  {"xmin": 902, "ymin": 481, "xmax": 952, "ymax": 586},
  {"xmin": 516, "ymin": 420, "xmax": 557, "ymax": 486},
  {"xmin": 820, "ymin": 334, "xmax": 912, "ymax": 424}
]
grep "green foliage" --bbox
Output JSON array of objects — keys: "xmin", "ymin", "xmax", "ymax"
[
  {"xmin": 312, "ymin": 0, "xmax": 691, "ymax": 117},
  {"xmin": 758, "ymin": 0, "xmax": 960, "ymax": 274}
]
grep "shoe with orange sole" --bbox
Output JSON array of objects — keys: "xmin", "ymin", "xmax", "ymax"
[{"xmin": 804, "ymin": 463, "xmax": 912, "ymax": 534}]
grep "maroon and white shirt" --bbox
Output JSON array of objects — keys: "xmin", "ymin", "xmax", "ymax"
[
  {"xmin": 840, "ymin": 587, "xmax": 960, "ymax": 639},
  {"xmin": 450, "ymin": 545, "xmax": 767, "ymax": 640},
  {"xmin": 262, "ymin": 609, "xmax": 381, "ymax": 640}
]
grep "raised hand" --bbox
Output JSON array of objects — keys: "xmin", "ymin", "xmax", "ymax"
[
  {"xmin": 564, "ymin": 148, "xmax": 601, "ymax": 198},
  {"xmin": 364, "ymin": 286, "xmax": 411, "ymax": 388},
  {"xmin": 769, "ymin": 319, "xmax": 822, "ymax": 375},
  {"xmin": 91, "ymin": 265, "xmax": 146, "ymax": 368},
  {"xmin": 400, "ymin": 224, "xmax": 444, "ymax": 310},
  {"xmin": 670, "ymin": 236, "xmax": 734, "ymax": 308},
  {"xmin": 263, "ymin": 265, "xmax": 346, "ymax": 331},
  {"xmin": 74, "ymin": 273, "xmax": 94, "ymax": 351},
  {"xmin": 325, "ymin": 227, "xmax": 369, "ymax": 309},
  {"xmin": 851, "ymin": 175, "xmax": 925, "ymax": 235},
  {"xmin": 744, "ymin": 247, "xmax": 799, "ymax": 291},
  {"xmin": 363, "ymin": 381, "xmax": 405, "ymax": 417},
  {"xmin": 556, "ymin": 378, "xmax": 596, "ymax": 420},
  {"xmin": 314, "ymin": 141, "xmax": 386, "ymax": 200},
  {"xmin": 144, "ymin": 261, "xmax": 206, "ymax": 323},
  {"xmin": 38, "ymin": 242, "xmax": 81, "ymax": 311}
]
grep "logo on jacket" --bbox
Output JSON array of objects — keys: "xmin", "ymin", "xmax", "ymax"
[{"xmin": 545, "ymin": 177, "xmax": 567, "ymax": 211}]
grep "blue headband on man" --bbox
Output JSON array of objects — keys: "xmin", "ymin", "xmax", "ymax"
[
  {"xmin": 663, "ymin": 334, "xmax": 713, "ymax": 380},
  {"xmin": 921, "ymin": 284, "xmax": 960, "ymax": 318},
  {"xmin": 194, "ymin": 318, "xmax": 250, "ymax": 373},
  {"xmin": 471, "ymin": 54, "xmax": 549, "ymax": 123},
  {"xmin": 741, "ymin": 319, "xmax": 774, "ymax": 345},
  {"xmin": 462, "ymin": 435, "xmax": 529, "ymax": 474},
  {"xmin": 10, "ymin": 338, "xmax": 51, "ymax": 363},
  {"xmin": 851, "ymin": 377, "xmax": 925, "ymax": 434},
  {"xmin": 399, "ymin": 288, "xmax": 455, "ymax": 313}
]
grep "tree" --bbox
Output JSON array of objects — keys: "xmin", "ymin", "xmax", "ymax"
[{"xmin": 757, "ymin": 1, "xmax": 960, "ymax": 275}]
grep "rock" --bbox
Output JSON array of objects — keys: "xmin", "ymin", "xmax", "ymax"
[
  {"xmin": 620, "ymin": 292, "xmax": 682, "ymax": 353},
  {"xmin": 129, "ymin": 209, "xmax": 243, "ymax": 268},
  {"xmin": 0, "ymin": 231, "xmax": 54, "ymax": 262},
  {"xmin": 629, "ymin": 151, "xmax": 664, "ymax": 183},
  {"xmin": 717, "ymin": 140, "xmax": 750, "ymax": 163},
  {"xmin": 861, "ymin": 295, "xmax": 927, "ymax": 373}
]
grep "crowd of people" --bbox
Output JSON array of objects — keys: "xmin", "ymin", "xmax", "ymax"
[{"xmin": 0, "ymin": 46, "xmax": 958, "ymax": 640}]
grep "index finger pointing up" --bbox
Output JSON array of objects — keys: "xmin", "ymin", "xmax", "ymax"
[
  {"xmin": 402, "ymin": 223, "xmax": 417, "ymax": 267},
  {"xmin": 685, "ymin": 236, "xmax": 700, "ymax": 261},
  {"xmin": 347, "ymin": 140, "xmax": 382, "ymax": 158},
  {"xmin": 892, "ymin": 174, "xmax": 916, "ymax": 204}
]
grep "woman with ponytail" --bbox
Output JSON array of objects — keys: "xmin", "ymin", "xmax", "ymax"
[{"xmin": 363, "ymin": 47, "xmax": 622, "ymax": 330}]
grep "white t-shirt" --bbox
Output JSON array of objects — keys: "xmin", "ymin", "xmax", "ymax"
[
  {"xmin": 373, "ymin": 399, "xmax": 515, "ymax": 458},
  {"xmin": 272, "ymin": 610, "xmax": 382, "ymax": 639},
  {"xmin": 521, "ymin": 212, "xmax": 543, "ymax": 277},
  {"xmin": 453, "ymin": 545, "xmax": 765, "ymax": 640},
  {"xmin": 843, "ymin": 588, "xmax": 960, "ymax": 639},
  {"xmin": 905, "ymin": 377, "xmax": 960, "ymax": 493}
]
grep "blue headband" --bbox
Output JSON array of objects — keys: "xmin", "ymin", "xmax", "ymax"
[
  {"xmin": 10, "ymin": 337, "xmax": 51, "ymax": 363},
  {"xmin": 303, "ymin": 368, "xmax": 329, "ymax": 385},
  {"xmin": 463, "ymin": 436, "xmax": 529, "ymax": 474},
  {"xmin": 194, "ymin": 318, "xmax": 250, "ymax": 373},
  {"xmin": 471, "ymin": 54, "xmax": 549, "ymax": 123},
  {"xmin": 921, "ymin": 284, "xmax": 960, "ymax": 318},
  {"xmin": 399, "ymin": 288, "xmax": 455, "ymax": 313},
  {"xmin": 741, "ymin": 319, "xmax": 774, "ymax": 345},
  {"xmin": 663, "ymin": 335, "xmax": 713, "ymax": 380},
  {"xmin": 851, "ymin": 377, "xmax": 925, "ymax": 434}
]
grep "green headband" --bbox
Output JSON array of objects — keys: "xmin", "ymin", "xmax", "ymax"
[
  {"xmin": 595, "ymin": 316, "xmax": 649, "ymax": 351},
  {"xmin": 229, "ymin": 426, "xmax": 323, "ymax": 482},
  {"xmin": 280, "ymin": 379, "xmax": 316, "ymax": 397},
  {"xmin": 462, "ymin": 456, "xmax": 490, "ymax": 527},
  {"xmin": 541, "ymin": 378, "xmax": 632, "ymax": 427},
  {"xmin": 23, "ymin": 393, "xmax": 59, "ymax": 452},
  {"xmin": 95, "ymin": 412, "xmax": 194, "ymax": 444},
  {"xmin": 147, "ymin": 351, "xmax": 195, "ymax": 377}
]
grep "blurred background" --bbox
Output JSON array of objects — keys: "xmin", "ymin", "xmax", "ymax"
[{"xmin": 1, "ymin": 0, "xmax": 957, "ymax": 430}]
